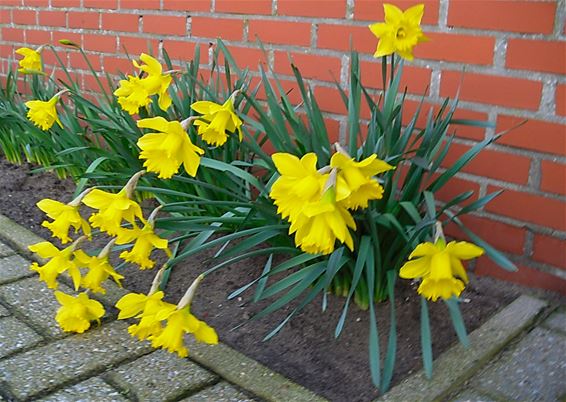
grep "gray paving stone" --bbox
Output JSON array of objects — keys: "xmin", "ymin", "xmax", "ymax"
[
  {"xmin": 543, "ymin": 311, "xmax": 566, "ymax": 333},
  {"xmin": 37, "ymin": 377, "xmax": 128, "ymax": 402},
  {"xmin": 450, "ymin": 389, "xmax": 496, "ymax": 402},
  {"xmin": 0, "ymin": 303, "xmax": 9, "ymax": 317},
  {"xmin": 0, "ymin": 321, "xmax": 152, "ymax": 400},
  {"xmin": 472, "ymin": 327, "xmax": 566, "ymax": 402},
  {"xmin": 0, "ymin": 276, "xmax": 74, "ymax": 338},
  {"xmin": 0, "ymin": 241, "xmax": 15, "ymax": 257},
  {"xmin": 0, "ymin": 214, "xmax": 45, "ymax": 259},
  {"xmin": 0, "ymin": 254, "xmax": 34, "ymax": 284},
  {"xmin": 106, "ymin": 349, "xmax": 217, "ymax": 401},
  {"xmin": 182, "ymin": 382, "xmax": 255, "ymax": 402},
  {"xmin": 0, "ymin": 316, "xmax": 42, "ymax": 358}
]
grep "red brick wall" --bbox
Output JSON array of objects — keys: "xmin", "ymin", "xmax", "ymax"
[{"xmin": 0, "ymin": 0, "xmax": 565, "ymax": 293}]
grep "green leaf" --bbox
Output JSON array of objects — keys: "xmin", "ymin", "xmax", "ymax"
[
  {"xmin": 380, "ymin": 270, "xmax": 397, "ymax": 392},
  {"xmin": 365, "ymin": 247, "xmax": 381, "ymax": 388},
  {"xmin": 445, "ymin": 297, "xmax": 469, "ymax": 347},
  {"xmin": 254, "ymin": 254, "xmax": 273, "ymax": 302},
  {"xmin": 420, "ymin": 297, "xmax": 433, "ymax": 379}
]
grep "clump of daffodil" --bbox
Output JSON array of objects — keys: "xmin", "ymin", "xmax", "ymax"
[
  {"xmin": 25, "ymin": 89, "xmax": 68, "ymax": 131},
  {"xmin": 74, "ymin": 239, "xmax": 124, "ymax": 294},
  {"xmin": 15, "ymin": 46, "xmax": 43, "ymax": 73},
  {"xmin": 399, "ymin": 223, "xmax": 484, "ymax": 301},
  {"xmin": 115, "ymin": 206, "xmax": 171, "ymax": 269},
  {"xmin": 81, "ymin": 171, "xmax": 145, "ymax": 236},
  {"xmin": 137, "ymin": 117, "xmax": 204, "ymax": 179},
  {"xmin": 369, "ymin": 3, "xmax": 428, "ymax": 61},
  {"xmin": 114, "ymin": 53, "xmax": 173, "ymax": 114},
  {"xmin": 28, "ymin": 236, "xmax": 86, "ymax": 290},
  {"xmin": 191, "ymin": 91, "xmax": 243, "ymax": 147},
  {"xmin": 36, "ymin": 189, "xmax": 92, "ymax": 244},
  {"xmin": 54, "ymin": 290, "xmax": 105, "ymax": 333}
]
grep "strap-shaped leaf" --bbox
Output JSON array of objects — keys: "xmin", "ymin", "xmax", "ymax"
[
  {"xmin": 420, "ymin": 297, "xmax": 433, "ymax": 379},
  {"xmin": 445, "ymin": 297, "xmax": 469, "ymax": 347}
]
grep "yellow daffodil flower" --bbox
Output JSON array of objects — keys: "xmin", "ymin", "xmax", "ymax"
[
  {"xmin": 369, "ymin": 3, "xmax": 428, "ymax": 61},
  {"xmin": 28, "ymin": 239, "xmax": 84, "ymax": 290},
  {"xmin": 36, "ymin": 197, "xmax": 91, "ymax": 244},
  {"xmin": 74, "ymin": 249, "xmax": 124, "ymax": 294},
  {"xmin": 191, "ymin": 97, "xmax": 243, "ymax": 146},
  {"xmin": 114, "ymin": 75, "xmax": 152, "ymax": 115},
  {"xmin": 137, "ymin": 117, "xmax": 204, "ymax": 179},
  {"xmin": 400, "ymin": 240, "xmax": 484, "ymax": 301},
  {"xmin": 134, "ymin": 53, "xmax": 172, "ymax": 111},
  {"xmin": 150, "ymin": 307, "xmax": 218, "ymax": 358},
  {"xmin": 15, "ymin": 47, "xmax": 42, "ymax": 73},
  {"xmin": 331, "ymin": 152, "xmax": 394, "ymax": 210},
  {"xmin": 54, "ymin": 291, "xmax": 105, "ymax": 333},
  {"xmin": 25, "ymin": 95, "xmax": 63, "ymax": 131}
]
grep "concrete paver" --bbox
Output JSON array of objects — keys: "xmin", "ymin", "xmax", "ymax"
[
  {"xmin": 0, "ymin": 254, "xmax": 35, "ymax": 284},
  {"xmin": 449, "ymin": 389, "xmax": 496, "ymax": 402},
  {"xmin": 0, "ymin": 316, "xmax": 42, "ymax": 358},
  {"xmin": 0, "ymin": 303, "xmax": 9, "ymax": 317},
  {"xmin": 471, "ymin": 327, "xmax": 566, "ymax": 401},
  {"xmin": 0, "ymin": 241, "xmax": 15, "ymax": 257},
  {"xmin": 182, "ymin": 382, "xmax": 256, "ymax": 402},
  {"xmin": 106, "ymin": 349, "xmax": 218, "ymax": 401},
  {"xmin": 543, "ymin": 311, "xmax": 566, "ymax": 333},
  {"xmin": 37, "ymin": 377, "xmax": 128, "ymax": 402},
  {"xmin": 0, "ymin": 321, "xmax": 152, "ymax": 400}
]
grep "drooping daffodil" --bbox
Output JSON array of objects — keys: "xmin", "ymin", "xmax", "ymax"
[
  {"xmin": 191, "ymin": 93, "xmax": 243, "ymax": 147},
  {"xmin": 54, "ymin": 291, "xmax": 105, "ymax": 333},
  {"xmin": 25, "ymin": 92, "xmax": 65, "ymax": 131},
  {"xmin": 15, "ymin": 46, "xmax": 42, "ymax": 73}
]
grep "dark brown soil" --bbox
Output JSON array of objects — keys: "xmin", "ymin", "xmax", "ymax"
[{"xmin": 0, "ymin": 156, "xmax": 560, "ymax": 402}]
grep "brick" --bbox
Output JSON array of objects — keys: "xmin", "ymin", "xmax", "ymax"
[
  {"xmin": 162, "ymin": 39, "xmax": 204, "ymax": 63},
  {"xmin": 0, "ymin": 321, "xmax": 152, "ymax": 400},
  {"xmin": 557, "ymin": 84, "xmax": 566, "ymax": 117},
  {"xmin": 102, "ymin": 13, "xmax": 139, "ymax": 32},
  {"xmin": 447, "ymin": 108, "xmax": 488, "ymax": 141},
  {"xmin": 0, "ymin": 254, "xmax": 35, "ymax": 284},
  {"xmin": 191, "ymin": 16, "xmax": 243, "ymax": 41},
  {"xmin": 476, "ymin": 259, "xmax": 566, "ymax": 294},
  {"xmin": 51, "ymin": 0, "xmax": 81, "ymax": 6},
  {"xmin": 26, "ymin": 29, "xmax": 52, "ymax": 45},
  {"xmin": 317, "ymin": 24, "xmax": 375, "ymax": 54},
  {"xmin": 38, "ymin": 11, "xmax": 66, "ymax": 27},
  {"xmin": 69, "ymin": 51, "xmax": 102, "ymax": 71},
  {"xmin": 181, "ymin": 382, "xmax": 253, "ymax": 401},
  {"xmin": 163, "ymin": 0, "xmax": 211, "ymax": 11},
  {"xmin": 485, "ymin": 186, "xmax": 566, "ymax": 231},
  {"xmin": 106, "ymin": 349, "xmax": 217, "ymax": 401},
  {"xmin": 120, "ymin": 0, "xmax": 160, "ymax": 9},
  {"xmin": 533, "ymin": 233, "xmax": 566, "ymax": 269},
  {"xmin": 314, "ymin": 85, "xmax": 346, "ymax": 115},
  {"xmin": 414, "ymin": 32, "xmax": 494, "ymax": 65},
  {"xmin": 0, "ymin": 9, "xmax": 11, "ymax": 24},
  {"xmin": 83, "ymin": 73, "xmax": 113, "ymax": 92},
  {"xmin": 22, "ymin": 0, "xmax": 47, "ymax": 5},
  {"xmin": 215, "ymin": 45, "xmax": 267, "ymax": 71},
  {"xmin": 248, "ymin": 19, "xmax": 311, "ymax": 46},
  {"xmin": 440, "ymin": 71, "xmax": 542, "ymax": 111},
  {"xmin": 84, "ymin": 0, "xmax": 118, "ymax": 8},
  {"xmin": 83, "ymin": 34, "xmax": 117, "ymax": 53},
  {"xmin": 119, "ymin": 36, "xmax": 159, "ymax": 55},
  {"xmin": 103, "ymin": 56, "xmax": 135, "ymax": 74},
  {"xmin": 2, "ymin": 28, "xmax": 25, "ymax": 43},
  {"xmin": 37, "ymin": 377, "xmax": 127, "ymax": 402},
  {"xmin": 496, "ymin": 116, "xmax": 566, "ymax": 156},
  {"xmin": 12, "ymin": 9, "xmax": 36, "ymax": 25},
  {"xmin": 53, "ymin": 32, "xmax": 82, "ymax": 48},
  {"xmin": 68, "ymin": 11, "xmax": 100, "ymax": 29},
  {"xmin": 443, "ymin": 143, "xmax": 531, "ymax": 185},
  {"xmin": 0, "ymin": 316, "xmax": 42, "ymax": 358},
  {"xmin": 506, "ymin": 39, "xmax": 566, "ymax": 75},
  {"xmin": 448, "ymin": 1, "xmax": 556, "ymax": 34},
  {"xmin": 278, "ymin": 0, "xmax": 346, "ymax": 18},
  {"xmin": 541, "ymin": 160, "xmax": 566, "ymax": 196},
  {"xmin": 354, "ymin": 0, "xmax": 439, "ymax": 25},
  {"xmin": 434, "ymin": 176, "xmax": 481, "ymax": 205},
  {"xmin": 143, "ymin": 15, "xmax": 186, "ymax": 36},
  {"xmin": 0, "ymin": 276, "xmax": 73, "ymax": 338},
  {"xmin": 274, "ymin": 51, "xmax": 341, "ymax": 82},
  {"xmin": 360, "ymin": 61, "xmax": 431, "ymax": 95},
  {"xmin": 445, "ymin": 214, "xmax": 526, "ymax": 255},
  {"xmin": 215, "ymin": 0, "xmax": 272, "ymax": 15},
  {"xmin": 0, "ymin": 0, "xmax": 21, "ymax": 5}
]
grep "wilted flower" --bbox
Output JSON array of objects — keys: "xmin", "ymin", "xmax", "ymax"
[
  {"xmin": 54, "ymin": 291, "xmax": 105, "ymax": 333},
  {"xmin": 369, "ymin": 3, "xmax": 428, "ymax": 61},
  {"xmin": 191, "ymin": 96, "xmax": 243, "ymax": 147},
  {"xmin": 137, "ymin": 117, "xmax": 204, "ymax": 179}
]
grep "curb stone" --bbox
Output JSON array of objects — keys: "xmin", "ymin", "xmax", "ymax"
[
  {"xmin": 377, "ymin": 294, "xmax": 548, "ymax": 402},
  {"xmin": 0, "ymin": 213, "xmax": 327, "ymax": 402}
]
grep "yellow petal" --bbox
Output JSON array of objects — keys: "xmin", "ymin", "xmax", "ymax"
[
  {"xmin": 383, "ymin": 3, "xmax": 403, "ymax": 24},
  {"xmin": 399, "ymin": 257, "xmax": 430, "ymax": 279},
  {"xmin": 446, "ymin": 241, "xmax": 484, "ymax": 260}
]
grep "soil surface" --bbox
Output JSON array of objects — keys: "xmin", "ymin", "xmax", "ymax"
[{"xmin": 0, "ymin": 156, "xmax": 561, "ymax": 402}]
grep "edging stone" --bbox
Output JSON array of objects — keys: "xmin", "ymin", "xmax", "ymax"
[
  {"xmin": 0, "ymin": 214, "xmax": 45, "ymax": 260},
  {"xmin": 377, "ymin": 294, "xmax": 548, "ymax": 402}
]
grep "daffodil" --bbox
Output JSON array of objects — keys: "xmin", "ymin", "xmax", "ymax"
[
  {"xmin": 54, "ymin": 291, "xmax": 105, "ymax": 333},
  {"xmin": 25, "ymin": 95, "xmax": 63, "ymax": 131},
  {"xmin": 81, "ymin": 171, "xmax": 145, "ymax": 236},
  {"xmin": 15, "ymin": 47, "xmax": 42, "ymax": 73},
  {"xmin": 191, "ymin": 96, "xmax": 243, "ymax": 147},
  {"xmin": 331, "ymin": 152, "xmax": 394, "ymax": 210},
  {"xmin": 28, "ymin": 238, "xmax": 85, "ymax": 289},
  {"xmin": 369, "ymin": 3, "xmax": 428, "ymax": 61},
  {"xmin": 399, "ymin": 240, "xmax": 484, "ymax": 301},
  {"xmin": 36, "ymin": 191, "xmax": 91, "ymax": 244},
  {"xmin": 116, "ymin": 291, "xmax": 176, "ymax": 340},
  {"xmin": 137, "ymin": 117, "xmax": 204, "ymax": 179},
  {"xmin": 74, "ymin": 240, "xmax": 123, "ymax": 294},
  {"xmin": 134, "ymin": 53, "xmax": 172, "ymax": 111},
  {"xmin": 115, "ymin": 207, "xmax": 170, "ymax": 269},
  {"xmin": 114, "ymin": 75, "xmax": 152, "ymax": 115}
]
